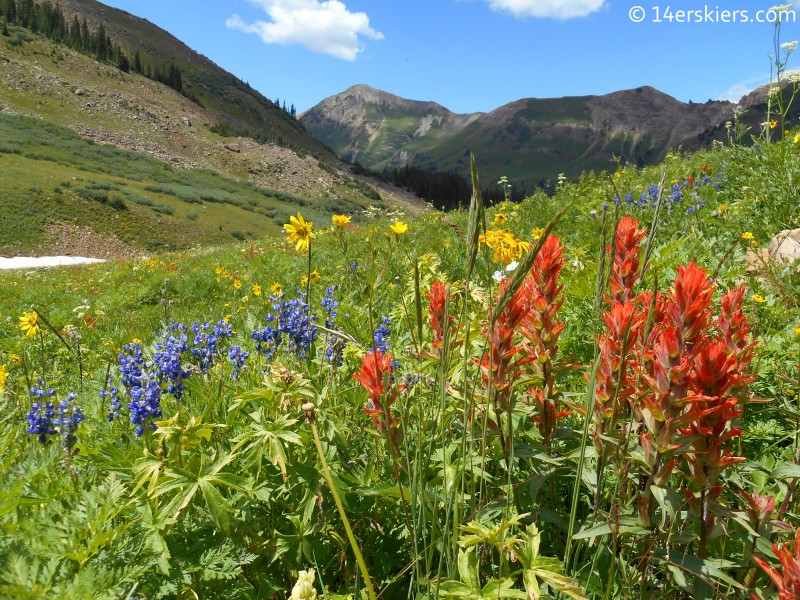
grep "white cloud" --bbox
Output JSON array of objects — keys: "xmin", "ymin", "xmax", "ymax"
[
  {"xmin": 226, "ymin": 0, "xmax": 383, "ymax": 61},
  {"xmin": 716, "ymin": 83, "xmax": 753, "ymax": 103},
  {"xmin": 485, "ymin": 0, "xmax": 606, "ymax": 19},
  {"xmin": 715, "ymin": 76, "xmax": 767, "ymax": 102}
]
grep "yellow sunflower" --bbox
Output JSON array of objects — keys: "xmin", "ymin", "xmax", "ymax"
[
  {"xmin": 284, "ymin": 213, "xmax": 316, "ymax": 253},
  {"xmin": 19, "ymin": 311, "xmax": 41, "ymax": 338},
  {"xmin": 271, "ymin": 282, "xmax": 283, "ymax": 295},
  {"xmin": 0, "ymin": 365, "xmax": 7, "ymax": 392},
  {"xmin": 390, "ymin": 221, "xmax": 408, "ymax": 235},
  {"xmin": 332, "ymin": 214, "xmax": 351, "ymax": 229}
]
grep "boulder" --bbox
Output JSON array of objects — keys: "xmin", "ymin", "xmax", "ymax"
[{"xmin": 767, "ymin": 228, "xmax": 800, "ymax": 264}]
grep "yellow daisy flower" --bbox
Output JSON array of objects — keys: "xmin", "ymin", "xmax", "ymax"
[
  {"xmin": 332, "ymin": 214, "xmax": 351, "ymax": 229},
  {"xmin": 390, "ymin": 221, "xmax": 408, "ymax": 235},
  {"xmin": 0, "ymin": 365, "xmax": 7, "ymax": 392},
  {"xmin": 271, "ymin": 282, "xmax": 283, "ymax": 295},
  {"xmin": 19, "ymin": 311, "xmax": 40, "ymax": 338},
  {"xmin": 531, "ymin": 227, "xmax": 545, "ymax": 241},
  {"xmin": 252, "ymin": 283, "xmax": 262, "ymax": 297},
  {"xmin": 492, "ymin": 213, "xmax": 508, "ymax": 226},
  {"xmin": 284, "ymin": 213, "xmax": 315, "ymax": 253},
  {"xmin": 752, "ymin": 294, "xmax": 766, "ymax": 304}
]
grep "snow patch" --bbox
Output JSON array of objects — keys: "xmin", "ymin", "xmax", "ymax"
[{"xmin": 0, "ymin": 256, "xmax": 107, "ymax": 270}]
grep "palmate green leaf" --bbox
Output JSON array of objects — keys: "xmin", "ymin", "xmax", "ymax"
[
  {"xmin": 458, "ymin": 513, "xmax": 528, "ymax": 551},
  {"xmin": 153, "ymin": 450, "xmax": 245, "ymax": 533},
  {"xmin": 515, "ymin": 524, "xmax": 587, "ymax": 600},
  {"xmin": 131, "ymin": 448, "xmax": 165, "ymax": 497},
  {"xmin": 232, "ymin": 410, "xmax": 303, "ymax": 480},
  {"xmin": 153, "ymin": 414, "xmax": 226, "ymax": 452}
]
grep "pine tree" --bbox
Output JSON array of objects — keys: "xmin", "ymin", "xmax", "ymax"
[
  {"xmin": 5, "ymin": 0, "xmax": 15, "ymax": 24},
  {"xmin": 80, "ymin": 17, "xmax": 89, "ymax": 50},
  {"xmin": 290, "ymin": 104, "xmax": 296, "ymax": 118},
  {"xmin": 133, "ymin": 49, "xmax": 142, "ymax": 74},
  {"xmin": 116, "ymin": 46, "xmax": 129, "ymax": 72},
  {"xmin": 1, "ymin": 18, "xmax": 7, "ymax": 36},
  {"xmin": 69, "ymin": 14, "xmax": 80, "ymax": 47},
  {"xmin": 95, "ymin": 23, "xmax": 107, "ymax": 59}
]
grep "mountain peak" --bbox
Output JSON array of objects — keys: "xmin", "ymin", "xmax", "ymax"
[{"xmin": 301, "ymin": 84, "xmax": 743, "ymax": 189}]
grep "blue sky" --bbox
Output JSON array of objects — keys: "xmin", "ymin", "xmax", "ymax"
[{"xmin": 101, "ymin": 0, "xmax": 798, "ymax": 114}]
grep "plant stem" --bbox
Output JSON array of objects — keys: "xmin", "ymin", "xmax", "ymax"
[{"xmin": 304, "ymin": 404, "xmax": 377, "ymax": 600}]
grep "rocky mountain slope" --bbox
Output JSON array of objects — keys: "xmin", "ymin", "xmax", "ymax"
[{"xmin": 301, "ymin": 84, "xmax": 774, "ymax": 191}]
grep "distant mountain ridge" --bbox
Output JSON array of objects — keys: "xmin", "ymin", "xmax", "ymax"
[{"xmin": 301, "ymin": 84, "xmax": 778, "ymax": 191}]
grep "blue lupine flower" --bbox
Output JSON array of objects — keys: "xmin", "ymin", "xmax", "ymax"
[
  {"xmin": 322, "ymin": 285, "xmax": 344, "ymax": 366},
  {"xmin": 115, "ymin": 343, "xmax": 163, "ymax": 436},
  {"xmin": 648, "ymin": 184, "xmax": 659, "ymax": 200},
  {"xmin": 55, "ymin": 392, "xmax": 85, "ymax": 451},
  {"xmin": 373, "ymin": 316, "xmax": 391, "ymax": 353},
  {"xmin": 624, "ymin": 191, "xmax": 634, "ymax": 204},
  {"xmin": 670, "ymin": 184, "xmax": 683, "ymax": 203},
  {"xmin": 228, "ymin": 346, "xmax": 248, "ymax": 379},
  {"xmin": 128, "ymin": 380, "xmax": 162, "ymax": 436},
  {"xmin": 101, "ymin": 386, "xmax": 123, "ymax": 421},
  {"xmin": 26, "ymin": 386, "xmax": 84, "ymax": 448},
  {"xmin": 26, "ymin": 385, "xmax": 57, "ymax": 443},
  {"xmin": 252, "ymin": 292, "xmax": 318, "ymax": 360},
  {"xmin": 190, "ymin": 320, "xmax": 233, "ymax": 374},
  {"xmin": 154, "ymin": 323, "xmax": 190, "ymax": 399}
]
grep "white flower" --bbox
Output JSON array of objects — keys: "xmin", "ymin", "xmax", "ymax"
[
  {"xmin": 769, "ymin": 4, "xmax": 792, "ymax": 14},
  {"xmin": 289, "ymin": 568, "xmax": 317, "ymax": 600},
  {"xmin": 505, "ymin": 261, "xmax": 519, "ymax": 272},
  {"xmin": 781, "ymin": 41, "xmax": 798, "ymax": 53},
  {"xmin": 492, "ymin": 270, "xmax": 504, "ymax": 282}
]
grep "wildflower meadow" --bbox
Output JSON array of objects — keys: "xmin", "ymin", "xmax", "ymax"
[{"xmin": 0, "ymin": 132, "xmax": 799, "ymax": 599}]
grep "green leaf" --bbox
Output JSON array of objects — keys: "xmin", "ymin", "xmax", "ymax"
[
  {"xmin": 651, "ymin": 550, "xmax": 744, "ymax": 590},
  {"xmin": 571, "ymin": 518, "xmax": 648, "ymax": 540},
  {"xmin": 457, "ymin": 548, "xmax": 481, "ymax": 591},
  {"xmin": 770, "ymin": 463, "xmax": 800, "ymax": 480}
]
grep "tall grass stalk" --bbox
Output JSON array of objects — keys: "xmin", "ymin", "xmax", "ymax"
[{"xmin": 303, "ymin": 402, "xmax": 377, "ymax": 600}]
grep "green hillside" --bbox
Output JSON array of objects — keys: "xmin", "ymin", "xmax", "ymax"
[{"xmin": 0, "ymin": 111, "xmax": 391, "ymax": 255}]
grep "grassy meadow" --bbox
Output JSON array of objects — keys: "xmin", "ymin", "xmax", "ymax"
[{"xmin": 0, "ymin": 133, "xmax": 799, "ymax": 599}]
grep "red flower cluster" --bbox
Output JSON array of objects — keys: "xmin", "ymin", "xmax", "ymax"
[
  {"xmin": 427, "ymin": 280, "xmax": 460, "ymax": 357},
  {"xmin": 753, "ymin": 530, "xmax": 800, "ymax": 600},
  {"xmin": 353, "ymin": 350, "xmax": 402, "ymax": 443},
  {"xmin": 591, "ymin": 217, "xmax": 757, "ymax": 541},
  {"xmin": 473, "ymin": 235, "xmax": 572, "ymax": 445}
]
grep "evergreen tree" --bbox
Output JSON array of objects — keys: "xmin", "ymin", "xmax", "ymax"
[
  {"xmin": 69, "ymin": 14, "xmax": 80, "ymax": 47},
  {"xmin": 290, "ymin": 104, "xmax": 296, "ymax": 118},
  {"xmin": 95, "ymin": 22, "xmax": 107, "ymax": 59},
  {"xmin": 1, "ymin": 18, "xmax": 7, "ymax": 36},
  {"xmin": 80, "ymin": 17, "xmax": 89, "ymax": 50},
  {"xmin": 116, "ymin": 46, "xmax": 129, "ymax": 72},
  {"xmin": 5, "ymin": 0, "xmax": 15, "ymax": 24},
  {"xmin": 132, "ymin": 49, "xmax": 142, "ymax": 74}
]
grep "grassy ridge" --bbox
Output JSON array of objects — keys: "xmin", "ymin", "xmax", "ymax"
[{"xmin": 0, "ymin": 112, "xmax": 386, "ymax": 254}]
